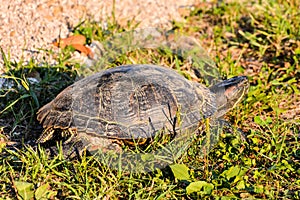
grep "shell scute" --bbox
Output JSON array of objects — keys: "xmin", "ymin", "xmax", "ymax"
[
  {"xmin": 43, "ymin": 110, "xmax": 60, "ymax": 128},
  {"xmin": 53, "ymin": 111, "xmax": 72, "ymax": 128},
  {"xmin": 52, "ymin": 87, "xmax": 73, "ymax": 111}
]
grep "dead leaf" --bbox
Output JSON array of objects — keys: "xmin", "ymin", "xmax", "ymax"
[
  {"xmin": 52, "ymin": 35, "xmax": 94, "ymax": 58},
  {"xmin": 71, "ymin": 44, "xmax": 94, "ymax": 58},
  {"xmin": 52, "ymin": 35, "xmax": 86, "ymax": 48}
]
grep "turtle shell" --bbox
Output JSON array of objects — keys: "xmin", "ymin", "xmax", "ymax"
[{"xmin": 37, "ymin": 64, "xmax": 217, "ymax": 141}]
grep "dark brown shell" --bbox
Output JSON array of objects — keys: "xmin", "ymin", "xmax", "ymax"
[{"xmin": 37, "ymin": 64, "xmax": 216, "ymax": 140}]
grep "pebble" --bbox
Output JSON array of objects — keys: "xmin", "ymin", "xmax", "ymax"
[{"xmin": 0, "ymin": 0, "xmax": 199, "ymax": 73}]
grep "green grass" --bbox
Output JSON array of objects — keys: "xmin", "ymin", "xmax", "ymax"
[{"xmin": 1, "ymin": 0, "xmax": 299, "ymax": 199}]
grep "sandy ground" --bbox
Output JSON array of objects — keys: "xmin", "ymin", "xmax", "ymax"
[{"xmin": 0, "ymin": 0, "xmax": 200, "ymax": 72}]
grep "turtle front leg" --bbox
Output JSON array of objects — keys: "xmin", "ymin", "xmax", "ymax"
[
  {"xmin": 62, "ymin": 127, "xmax": 78, "ymax": 144},
  {"xmin": 37, "ymin": 127, "xmax": 78, "ymax": 144}
]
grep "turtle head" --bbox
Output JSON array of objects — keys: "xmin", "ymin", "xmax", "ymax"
[{"xmin": 209, "ymin": 76, "xmax": 249, "ymax": 118}]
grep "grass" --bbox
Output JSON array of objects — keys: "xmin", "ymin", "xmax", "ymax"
[{"xmin": 0, "ymin": 0, "xmax": 299, "ymax": 199}]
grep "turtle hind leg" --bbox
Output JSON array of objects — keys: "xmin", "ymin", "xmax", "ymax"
[
  {"xmin": 61, "ymin": 128, "xmax": 78, "ymax": 144},
  {"xmin": 36, "ymin": 127, "xmax": 55, "ymax": 143}
]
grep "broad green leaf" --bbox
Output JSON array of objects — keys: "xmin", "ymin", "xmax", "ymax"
[
  {"xmin": 236, "ymin": 180, "xmax": 246, "ymax": 190},
  {"xmin": 220, "ymin": 196, "xmax": 237, "ymax": 200},
  {"xmin": 169, "ymin": 164, "xmax": 191, "ymax": 181},
  {"xmin": 224, "ymin": 166, "xmax": 240, "ymax": 180},
  {"xmin": 35, "ymin": 183, "xmax": 50, "ymax": 200},
  {"xmin": 222, "ymin": 165, "xmax": 247, "ymax": 181},
  {"xmin": 254, "ymin": 116, "xmax": 264, "ymax": 126},
  {"xmin": 186, "ymin": 181, "xmax": 214, "ymax": 195},
  {"xmin": 15, "ymin": 181, "xmax": 34, "ymax": 200},
  {"xmin": 254, "ymin": 116, "xmax": 271, "ymax": 126}
]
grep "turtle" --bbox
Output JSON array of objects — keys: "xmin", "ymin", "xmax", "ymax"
[{"xmin": 36, "ymin": 64, "xmax": 249, "ymax": 154}]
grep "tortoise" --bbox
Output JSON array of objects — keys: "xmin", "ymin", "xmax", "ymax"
[{"xmin": 36, "ymin": 64, "xmax": 249, "ymax": 154}]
